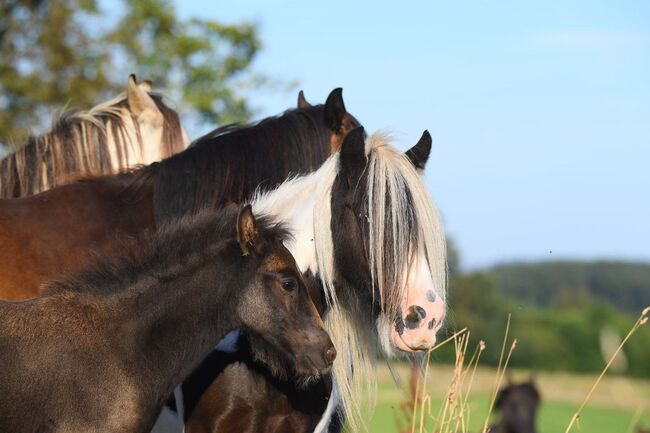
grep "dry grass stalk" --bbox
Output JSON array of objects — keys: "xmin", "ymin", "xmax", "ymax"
[
  {"xmin": 565, "ymin": 306, "xmax": 650, "ymax": 433},
  {"xmin": 481, "ymin": 314, "xmax": 518, "ymax": 433},
  {"xmin": 402, "ymin": 326, "xmax": 496, "ymax": 433}
]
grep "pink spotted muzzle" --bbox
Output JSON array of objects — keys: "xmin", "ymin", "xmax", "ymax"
[{"xmin": 391, "ymin": 286, "xmax": 446, "ymax": 352}]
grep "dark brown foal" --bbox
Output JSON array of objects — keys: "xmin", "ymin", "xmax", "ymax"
[{"xmin": 0, "ymin": 206, "xmax": 335, "ymax": 433}]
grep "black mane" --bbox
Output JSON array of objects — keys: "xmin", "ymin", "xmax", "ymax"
[{"xmin": 149, "ymin": 104, "xmax": 339, "ymax": 222}]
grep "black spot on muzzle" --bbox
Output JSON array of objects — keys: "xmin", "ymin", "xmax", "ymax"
[{"xmin": 404, "ymin": 305, "xmax": 426, "ymax": 329}]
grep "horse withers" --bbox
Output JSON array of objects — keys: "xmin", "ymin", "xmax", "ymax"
[{"xmin": 0, "ymin": 205, "xmax": 335, "ymax": 433}]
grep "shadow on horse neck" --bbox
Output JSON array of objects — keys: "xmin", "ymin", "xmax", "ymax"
[
  {"xmin": 490, "ymin": 380, "xmax": 541, "ymax": 433},
  {"xmin": 0, "ymin": 205, "xmax": 333, "ymax": 433},
  {"xmin": 0, "ymin": 75, "xmax": 186, "ymax": 198}
]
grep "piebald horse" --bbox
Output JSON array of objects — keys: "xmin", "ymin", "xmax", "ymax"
[
  {"xmin": 180, "ymin": 127, "xmax": 447, "ymax": 433},
  {"xmin": 0, "ymin": 75, "xmax": 187, "ymax": 198},
  {"xmin": 0, "ymin": 205, "xmax": 335, "ymax": 433}
]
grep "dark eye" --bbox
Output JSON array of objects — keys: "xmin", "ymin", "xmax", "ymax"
[{"xmin": 281, "ymin": 279, "xmax": 296, "ymax": 292}]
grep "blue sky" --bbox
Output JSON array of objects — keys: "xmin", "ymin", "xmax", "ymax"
[{"xmin": 172, "ymin": 1, "xmax": 649, "ymax": 269}]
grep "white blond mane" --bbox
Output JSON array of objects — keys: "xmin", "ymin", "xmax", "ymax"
[
  {"xmin": 252, "ymin": 132, "xmax": 447, "ymax": 432},
  {"xmin": 0, "ymin": 91, "xmax": 175, "ymax": 197}
]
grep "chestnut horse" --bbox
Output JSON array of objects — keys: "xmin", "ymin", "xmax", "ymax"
[
  {"xmin": 0, "ymin": 75, "xmax": 187, "ymax": 198},
  {"xmin": 0, "ymin": 88, "xmax": 355, "ymax": 300},
  {"xmin": 0, "ymin": 205, "xmax": 335, "ymax": 433}
]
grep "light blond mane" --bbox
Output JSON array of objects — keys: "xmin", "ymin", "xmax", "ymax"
[{"xmin": 0, "ymin": 91, "xmax": 182, "ymax": 198}]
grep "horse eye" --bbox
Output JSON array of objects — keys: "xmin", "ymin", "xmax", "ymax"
[{"xmin": 281, "ymin": 279, "xmax": 296, "ymax": 291}]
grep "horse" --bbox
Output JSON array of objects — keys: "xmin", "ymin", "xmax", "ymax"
[
  {"xmin": 0, "ymin": 90, "xmax": 446, "ymax": 431},
  {"xmin": 0, "ymin": 205, "xmax": 335, "ymax": 433},
  {"xmin": 489, "ymin": 380, "xmax": 541, "ymax": 433},
  {"xmin": 182, "ymin": 127, "xmax": 447, "ymax": 433},
  {"xmin": 0, "ymin": 88, "xmax": 355, "ymax": 300},
  {"xmin": 0, "ymin": 74, "xmax": 187, "ymax": 198}
]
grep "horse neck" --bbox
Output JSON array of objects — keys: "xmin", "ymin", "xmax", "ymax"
[{"xmin": 106, "ymin": 261, "xmax": 241, "ymax": 401}]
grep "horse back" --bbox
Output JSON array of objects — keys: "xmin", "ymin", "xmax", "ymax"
[{"xmin": 0, "ymin": 177, "xmax": 155, "ymax": 300}]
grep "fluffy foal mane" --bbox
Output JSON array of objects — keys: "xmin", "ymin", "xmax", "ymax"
[
  {"xmin": 0, "ymin": 91, "xmax": 183, "ymax": 198},
  {"xmin": 45, "ymin": 207, "xmax": 290, "ymax": 298}
]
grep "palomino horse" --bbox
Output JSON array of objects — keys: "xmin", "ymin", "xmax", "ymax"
[
  {"xmin": 0, "ymin": 88, "xmax": 356, "ymax": 300},
  {"xmin": 0, "ymin": 74, "xmax": 187, "ymax": 198},
  {"xmin": 0, "ymin": 205, "xmax": 335, "ymax": 433},
  {"xmin": 490, "ymin": 380, "xmax": 541, "ymax": 433}
]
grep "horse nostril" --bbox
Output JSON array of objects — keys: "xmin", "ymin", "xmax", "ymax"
[
  {"xmin": 405, "ymin": 305, "xmax": 426, "ymax": 329},
  {"xmin": 325, "ymin": 346, "xmax": 337, "ymax": 364}
]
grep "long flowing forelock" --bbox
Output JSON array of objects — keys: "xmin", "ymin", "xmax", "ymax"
[
  {"xmin": 310, "ymin": 132, "xmax": 447, "ymax": 432},
  {"xmin": 366, "ymin": 132, "xmax": 448, "ymax": 314}
]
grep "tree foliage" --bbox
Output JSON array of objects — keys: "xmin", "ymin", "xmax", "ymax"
[
  {"xmin": 486, "ymin": 260, "xmax": 650, "ymax": 314},
  {"xmin": 0, "ymin": 0, "xmax": 264, "ymax": 145},
  {"xmin": 437, "ymin": 272, "xmax": 650, "ymax": 378}
]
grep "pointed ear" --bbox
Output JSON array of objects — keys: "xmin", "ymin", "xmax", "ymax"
[
  {"xmin": 324, "ymin": 87, "xmax": 346, "ymax": 132},
  {"xmin": 405, "ymin": 130, "xmax": 432, "ymax": 170},
  {"xmin": 127, "ymin": 74, "xmax": 162, "ymax": 121},
  {"xmin": 339, "ymin": 127, "xmax": 367, "ymax": 185},
  {"xmin": 138, "ymin": 79, "xmax": 153, "ymax": 92},
  {"xmin": 237, "ymin": 205, "xmax": 261, "ymax": 256},
  {"xmin": 297, "ymin": 90, "xmax": 311, "ymax": 108}
]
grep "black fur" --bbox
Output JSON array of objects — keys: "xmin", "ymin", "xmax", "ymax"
[
  {"xmin": 148, "ymin": 103, "xmax": 359, "ymax": 223},
  {"xmin": 0, "ymin": 207, "xmax": 330, "ymax": 433}
]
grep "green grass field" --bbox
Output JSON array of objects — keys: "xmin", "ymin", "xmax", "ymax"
[{"xmin": 361, "ymin": 364, "xmax": 650, "ymax": 433}]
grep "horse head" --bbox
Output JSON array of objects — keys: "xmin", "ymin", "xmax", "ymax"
[
  {"xmin": 235, "ymin": 205, "xmax": 336, "ymax": 382},
  {"xmin": 328, "ymin": 127, "xmax": 447, "ymax": 353}
]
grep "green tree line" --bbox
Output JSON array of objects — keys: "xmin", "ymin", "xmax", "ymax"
[
  {"xmin": 436, "ymin": 266, "xmax": 650, "ymax": 378},
  {"xmin": 0, "ymin": 0, "xmax": 272, "ymax": 147}
]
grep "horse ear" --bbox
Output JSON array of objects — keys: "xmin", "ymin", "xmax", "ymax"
[
  {"xmin": 324, "ymin": 87, "xmax": 346, "ymax": 132},
  {"xmin": 127, "ymin": 74, "xmax": 162, "ymax": 121},
  {"xmin": 297, "ymin": 90, "xmax": 311, "ymax": 108},
  {"xmin": 405, "ymin": 130, "xmax": 432, "ymax": 170},
  {"xmin": 339, "ymin": 127, "xmax": 366, "ymax": 184},
  {"xmin": 237, "ymin": 205, "xmax": 261, "ymax": 256},
  {"xmin": 138, "ymin": 79, "xmax": 153, "ymax": 92}
]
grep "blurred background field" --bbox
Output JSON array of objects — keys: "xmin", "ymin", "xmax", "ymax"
[{"xmin": 366, "ymin": 363, "xmax": 650, "ymax": 433}]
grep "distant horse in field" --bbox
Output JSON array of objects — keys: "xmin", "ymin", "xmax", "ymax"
[
  {"xmin": 489, "ymin": 380, "xmax": 540, "ymax": 433},
  {"xmin": 0, "ymin": 205, "xmax": 335, "ymax": 433},
  {"xmin": 0, "ymin": 74, "xmax": 187, "ymax": 198}
]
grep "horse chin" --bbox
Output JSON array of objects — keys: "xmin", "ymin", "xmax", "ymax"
[{"xmin": 390, "ymin": 327, "xmax": 435, "ymax": 353}]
